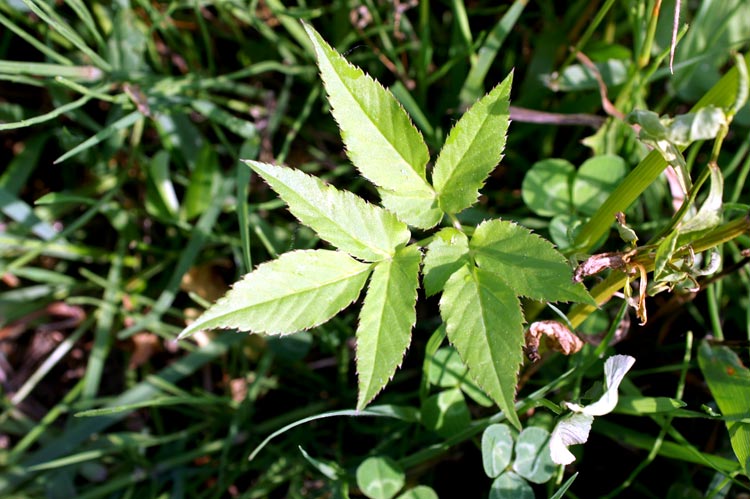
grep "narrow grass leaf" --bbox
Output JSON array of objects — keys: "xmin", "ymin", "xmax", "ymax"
[
  {"xmin": 698, "ymin": 340, "xmax": 750, "ymax": 476},
  {"xmin": 0, "ymin": 133, "xmax": 48, "ymax": 193},
  {"xmin": 74, "ymin": 396, "xmax": 228, "ymax": 417},
  {"xmin": 82, "ymin": 238, "xmax": 125, "ymax": 399},
  {"xmin": 0, "ymin": 11, "xmax": 72, "ymax": 65},
  {"xmin": 178, "ymin": 250, "xmax": 371, "ymax": 338},
  {"xmin": 356, "ymin": 245, "xmax": 421, "ymax": 409},
  {"xmin": 246, "ymin": 160, "xmax": 410, "ymax": 262},
  {"xmin": 471, "ymin": 219, "xmax": 594, "ymax": 304},
  {"xmin": 422, "ymin": 228, "xmax": 470, "ymax": 296},
  {"xmin": 248, "ymin": 405, "xmax": 417, "ymax": 461},
  {"xmin": 182, "ymin": 145, "xmax": 219, "ymax": 221},
  {"xmin": 459, "ymin": 0, "xmax": 526, "ymax": 104},
  {"xmin": 64, "ymin": 0, "xmax": 106, "ymax": 51},
  {"xmin": 19, "ymin": 0, "xmax": 110, "ymax": 70},
  {"xmin": 0, "ymin": 94, "xmax": 93, "ymax": 131},
  {"xmin": 614, "ymin": 396, "xmax": 686, "ymax": 415},
  {"xmin": 54, "ymin": 111, "xmax": 140, "ymax": 164},
  {"xmin": 433, "ymin": 73, "xmax": 512, "ymax": 215},
  {"xmin": 440, "ymin": 265, "xmax": 524, "ymax": 430},
  {"xmin": 549, "ymin": 473, "xmax": 579, "ymax": 499},
  {"xmin": 303, "ymin": 23, "xmax": 441, "ymax": 228},
  {"xmin": 0, "ymin": 187, "xmax": 60, "ymax": 240},
  {"xmin": 0, "ymin": 60, "xmax": 102, "ymax": 80},
  {"xmin": 191, "ymin": 100, "xmax": 258, "ymax": 140},
  {"xmin": 145, "ymin": 150, "xmax": 179, "ymax": 219}
]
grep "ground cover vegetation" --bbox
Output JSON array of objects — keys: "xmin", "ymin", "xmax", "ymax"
[{"xmin": 1, "ymin": 1, "xmax": 750, "ymax": 497}]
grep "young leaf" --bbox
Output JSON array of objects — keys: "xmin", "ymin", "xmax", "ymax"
[
  {"xmin": 654, "ymin": 230, "xmax": 679, "ymax": 281},
  {"xmin": 422, "ymin": 227, "xmax": 470, "ymax": 296},
  {"xmin": 432, "ymin": 73, "xmax": 512, "ymax": 215},
  {"xmin": 245, "ymin": 160, "xmax": 410, "ymax": 262},
  {"xmin": 440, "ymin": 265, "xmax": 524, "ymax": 430},
  {"xmin": 178, "ymin": 250, "xmax": 371, "ymax": 339},
  {"xmin": 678, "ymin": 162, "xmax": 724, "ymax": 235},
  {"xmin": 471, "ymin": 219, "xmax": 594, "ymax": 304},
  {"xmin": 302, "ymin": 22, "xmax": 442, "ymax": 229},
  {"xmin": 356, "ymin": 245, "xmax": 421, "ymax": 409}
]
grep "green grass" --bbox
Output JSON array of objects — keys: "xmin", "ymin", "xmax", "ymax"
[{"xmin": 1, "ymin": 1, "xmax": 750, "ymax": 497}]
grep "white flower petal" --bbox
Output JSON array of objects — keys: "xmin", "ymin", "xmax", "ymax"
[
  {"xmin": 549, "ymin": 413, "xmax": 594, "ymax": 465},
  {"xmin": 582, "ymin": 355, "xmax": 635, "ymax": 416}
]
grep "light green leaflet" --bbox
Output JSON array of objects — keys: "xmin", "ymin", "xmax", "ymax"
[
  {"xmin": 422, "ymin": 228, "xmax": 470, "ymax": 297},
  {"xmin": 471, "ymin": 219, "xmax": 594, "ymax": 304},
  {"xmin": 439, "ymin": 265, "xmax": 524, "ymax": 430},
  {"xmin": 245, "ymin": 160, "xmax": 410, "ymax": 262},
  {"xmin": 177, "ymin": 250, "xmax": 371, "ymax": 338},
  {"xmin": 433, "ymin": 73, "xmax": 512, "ymax": 215},
  {"xmin": 356, "ymin": 245, "xmax": 421, "ymax": 409},
  {"xmin": 303, "ymin": 22, "xmax": 441, "ymax": 229}
]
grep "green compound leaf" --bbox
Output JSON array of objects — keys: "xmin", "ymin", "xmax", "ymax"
[
  {"xmin": 698, "ymin": 340, "xmax": 750, "ymax": 477},
  {"xmin": 422, "ymin": 227, "xmax": 471, "ymax": 296},
  {"xmin": 245, "ymin": 160, "xmax": 410, "ymax": 262},
  {"xmin": 303, "ymin": 23, "xmax": 442, "ymax": 229},
  {"xmin": 178, "ymin": 250, "xmax": 371, "ymax": 339},
  {"xmin": 471, "ymin": 219, "xmax": 594, "ymax": 304},
  {"xmin": 482, "ymin": 423, "xmax": 514, "ymax": 478},
  {"xmin": 432, "ymin": 73, "xmax": 512, "ymax": 215},
  {"xmin": 357, "ymin": 245, "xmax": 421, "ymax": 409},
  {"xmin": 440, "ymin": 265, "xmax": 524, "ymax": 430},
  {"xmin": 356, "ymin": 456, "xmax": 405, "ymax": 499}
]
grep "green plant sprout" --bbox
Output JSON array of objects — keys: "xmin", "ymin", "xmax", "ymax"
[{"xmin": 178, "ymin": 22, "xmax": 593, "ymax": 430}]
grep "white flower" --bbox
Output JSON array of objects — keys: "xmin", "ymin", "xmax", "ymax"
[{"xmin": 549, "ymin": 355, "xmax": 636, "ymax": 465}]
